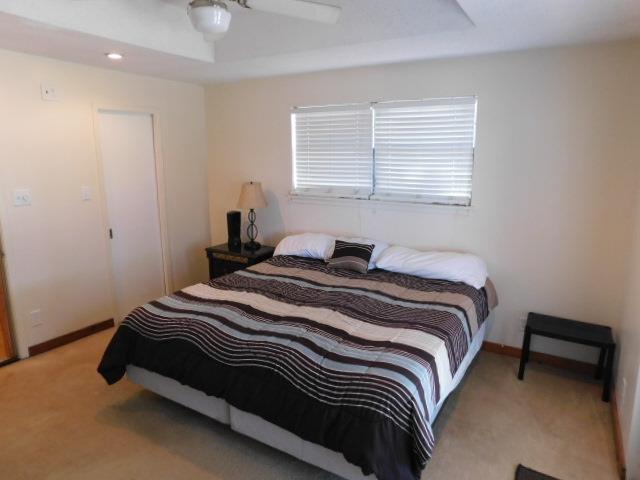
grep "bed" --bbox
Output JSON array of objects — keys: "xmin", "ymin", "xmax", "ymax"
[{"xmin": 98, "ymin": 254, "xmax": 497, "ymax": 480}]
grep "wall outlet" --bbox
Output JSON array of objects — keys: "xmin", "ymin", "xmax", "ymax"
[
  {"xmin": 519, "ymin": 317, "xmax": 527, "ymax": 332},
  {"xmin": 30, "ymin": 309, "xmax": 43, "ymax": 328},
  {"xmin": 41, "ymin": 83, "xmax": 58, "ymax": 101},
  {"xmin": 12, "ymin": 189, "xmax": 32, "ymax": 207}
]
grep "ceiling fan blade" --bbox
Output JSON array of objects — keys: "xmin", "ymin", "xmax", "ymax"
[{"xmin": 244, "ymin": 0, "xmax": 341, "ymax": 24}]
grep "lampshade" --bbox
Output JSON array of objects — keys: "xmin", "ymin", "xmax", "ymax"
[{"xmin": 238, "ymin": 182, "xmax": 267, "ymax": 210}]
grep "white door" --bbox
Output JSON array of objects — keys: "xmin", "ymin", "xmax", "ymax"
[{"xmin": 98, "ymin": 110, "xmax": 166, "ymax": 319}]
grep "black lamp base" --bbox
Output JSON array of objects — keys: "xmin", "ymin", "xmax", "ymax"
[
  {"xmin": 244, "ymin": 240, "xmax": 262, "ymax": 251},
  {"xmin": 244, "ymin": 208, "xmax": 261, "ymax": 251}
]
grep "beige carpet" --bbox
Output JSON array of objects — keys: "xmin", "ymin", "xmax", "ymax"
[{"xmin": 0, "ymin": 328, "xmax": 619, "ymax": 480}]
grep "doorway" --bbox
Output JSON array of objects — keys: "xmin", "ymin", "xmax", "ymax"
[{"xmin": 97, "ymin": 110, "xmax": 169, "ymax": 320}]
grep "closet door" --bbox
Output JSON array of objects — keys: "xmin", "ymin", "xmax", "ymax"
[{"xmin": 98, "ymin": 111, "xmax": 167, "ymax": 320}]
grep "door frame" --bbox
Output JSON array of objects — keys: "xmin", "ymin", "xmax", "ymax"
[
  {"xmin": 91, "ymin": 105, "xmax": 173, "ymax": 322},
  {"xmin": 0, "ymin": 228, "xmax": 16, "ymax": 362}
]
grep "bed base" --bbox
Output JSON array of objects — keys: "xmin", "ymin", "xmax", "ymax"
[{"xmin": 126, "ymin": 322, "xmax": 488, "ymax": 480}]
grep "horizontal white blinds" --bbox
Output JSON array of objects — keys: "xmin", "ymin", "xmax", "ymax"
[
  {"xmin": 293, "ymin": 105, "xmax": 373, "ymax": 198},
  {"xmin": 372, "ymin": 97, "xmax": 477, "ymax": 206},
  {"xmin": 291, "ymin": 97, "xmax": 477, "ymax": 205}
]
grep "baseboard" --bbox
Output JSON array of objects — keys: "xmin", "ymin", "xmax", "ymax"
[
  {"xmin": 0, "ymin": 356, "xmax": 19, "ymax": 368},
  {"xmin": 483, "ymin": 341, "xmax": 626, "ymax": 478},
  {"xmin": 481, "ymin": 341, "xmax": 596, "ymax": 375},
  {"xmin": 611, "ymin": 389, "xmax": 627, "ymax": 479},
  {"xmin": 28, "ymin": 318, "xmax": 114, "ymax": 356}
]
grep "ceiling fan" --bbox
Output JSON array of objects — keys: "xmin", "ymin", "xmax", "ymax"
[{"xmin": 188, "ymin": 0, "xmax": 341, "ymax": 41}]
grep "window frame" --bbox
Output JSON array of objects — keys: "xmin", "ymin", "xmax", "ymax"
[{"xmin": 290, "ymin": 96, "xmax": 478, "ymax": 207}]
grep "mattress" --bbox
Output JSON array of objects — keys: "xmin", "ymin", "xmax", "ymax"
[{"xmin": 99, "ymin": 255, "xmax": 494, "ymax": 480}]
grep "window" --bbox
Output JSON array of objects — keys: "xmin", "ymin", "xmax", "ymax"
[
  {"xmin": 291, "ymin": 96, "xmax": 477, "ymax": 206},
  {"xmin": 292, "ymin": 104, "xmax": 373, "ymax": 198}
]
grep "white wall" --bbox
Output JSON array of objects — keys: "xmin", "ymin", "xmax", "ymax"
[
  {"xmin": 0, "ymin": 49, "xmax": 210, "ymax": 357},
  {"xmin": 617, "ymin": 179, "xmax": 640, "ymax": 479},
  {"xmin": 205, "ymin": 41, "xmax": 640, "ymax": 363},
  {"xmin": 616, "ymin": 44, "xmax": 640, "ymax": 477}
]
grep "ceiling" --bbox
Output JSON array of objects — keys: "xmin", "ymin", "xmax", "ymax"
[
  {"xmin": 0, "ymin": 0, "xmax": 638, "ymax": 84},
  {"xmin": 197, "ymin": 0, "xmax": 473, "ymax": 62}
]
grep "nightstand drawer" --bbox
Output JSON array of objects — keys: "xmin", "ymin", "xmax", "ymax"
[
  {"xmin": 206, "ymin": 243, "xmax": 275, "ymax": 280},
  {"xmin": 211, "ymin": 261, "xmax": 244, "ymax": 279},
  {"xmin": 212, "ymin": 253, "xmax": 249, "ymax": 264}
]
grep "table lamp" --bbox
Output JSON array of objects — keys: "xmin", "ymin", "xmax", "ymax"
[{"xmin": 237, "ymin": 181, "xmax": 267, "ymax": 251}]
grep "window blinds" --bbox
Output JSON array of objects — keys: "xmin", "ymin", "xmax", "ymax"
[
  {"xmin": 372, "ymin": 97, "xmax": 477, "ymax": 206},
  {"xmin": 291, "ymin": 96, "xmax": 477, "ymax": 206},
  {"xmin": 292, "ymin": 104, "xmax": 373, "ymax": 198}
]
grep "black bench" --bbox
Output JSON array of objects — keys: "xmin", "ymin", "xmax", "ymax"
[{"xmin": 517, "ymin": 312, "xmax": 615, "ymax": 402}]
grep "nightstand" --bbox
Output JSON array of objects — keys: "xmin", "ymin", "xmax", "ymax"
[
  {"xmin": 517, "ymin": 312, "xmax": 615, "ymax": 402},
  {"xmin": 205, "ymin": 243, "xmax": 275, "ymax": 280}
]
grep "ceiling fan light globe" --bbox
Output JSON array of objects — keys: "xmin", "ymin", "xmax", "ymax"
[{"xmin": 188, "ymin": 2, "xmax": 231, "ymax": 37}]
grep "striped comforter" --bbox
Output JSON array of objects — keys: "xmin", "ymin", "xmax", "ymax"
[{"xmin": 98, "ymin": 256, "xmax": 492, "ymax": 480}]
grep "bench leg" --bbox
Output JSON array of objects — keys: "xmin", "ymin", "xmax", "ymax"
[
  {"xmin": 602, "ymin": 344, "xmax": 615, "ymax": 402},
  {"xmin": 518, "ymin": 326, "xmax": 532, "ymax": 380},
  {"xmin": 595, "ymin": 347, "xmax": 606, "ymax": 379}
]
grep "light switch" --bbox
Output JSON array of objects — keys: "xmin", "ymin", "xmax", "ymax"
[
  {"xmin": 81, "ymin": 186, "xmax": 92, "ymax": 201},
  {"xmin": 13, "ymin": 189, "xmax": 32, "ymax": 207}
]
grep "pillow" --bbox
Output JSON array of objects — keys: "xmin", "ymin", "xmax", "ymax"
[
  {"xmin": 327, "ymin": 236, "xmax": 390, "ymax": 270},
  {"xmin": 376, "ymin": 246, "xmax": 488, "ymax": 289},
  {"xmin": 326, "ymin": 240, "xmax": 374, "ymax": 274},
  {"xmin": 274, "ymin": 233, "xmax": 335, "ymax": 259}
]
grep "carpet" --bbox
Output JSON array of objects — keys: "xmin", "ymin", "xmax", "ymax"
[
  {"xmin": 516, "ymin": 464, "xmax": 560, "ymax": 480},
  {"xmin": 0, "ymin": 329, "xmax": 619, "ymax": 480}
]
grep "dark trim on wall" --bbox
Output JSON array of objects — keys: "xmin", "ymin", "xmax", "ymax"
[
  {"xmin": 482, "ymin": 340, "xmax": 596, "ymax": 374},
  {"xmin": 28, "ymin": 318, "xmax": 114, "ymax": 357},
  {"xmin": 0, "ymin": 356, "xmax": 18, "ymax": 368},
  {"xmin": 482, "ymin": 341, "xmax": 626, "ymax": 478}
]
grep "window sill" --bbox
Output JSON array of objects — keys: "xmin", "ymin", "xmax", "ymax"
[{"xmin": 288, "ymin": 194, "xmax": 473, "ymax": 214}]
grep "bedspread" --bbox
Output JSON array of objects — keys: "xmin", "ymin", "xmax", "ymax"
[{"xmin": 98, "ymin": 256, "xmax": 492, "ymax": 480}]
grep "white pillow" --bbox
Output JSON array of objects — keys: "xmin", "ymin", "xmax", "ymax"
[
  {"xmin": 274, "ymin": 233, "xmax": 335, "ymax": 260},
  {"xmin": 327, "ymin": 237, "xmax": 390, "ymax": 270},
  {"xmin": 376, "ymin": 246, "xmax": 488, "ymax": 289}
]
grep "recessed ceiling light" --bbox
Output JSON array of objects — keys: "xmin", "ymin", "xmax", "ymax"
[{"xmin": 106, "ymin": 52, "xmax": 123, "ymax": 60}]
